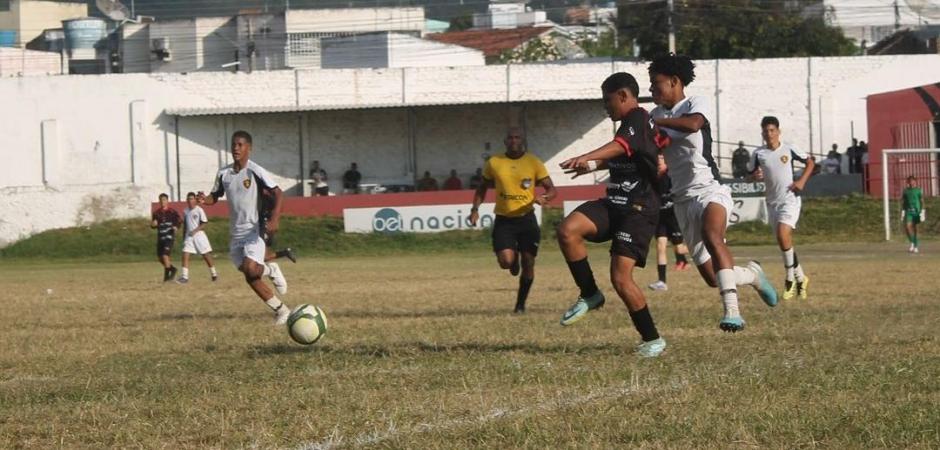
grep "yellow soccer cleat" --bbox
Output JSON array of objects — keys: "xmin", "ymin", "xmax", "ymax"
[
  {"xmin": 783, "ymin": 280, "xmax": 797, "ymax": 300},
  {"xmin": 797, "ymin": 276, "xmax": 810, "ymax": 300}
]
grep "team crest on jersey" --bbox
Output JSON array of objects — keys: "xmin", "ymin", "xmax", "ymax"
[
  {"xmin": 628, "ymin": 126, "xmax": 636, "ymax": 136},
  {"xmin": 780, "ymin": 155, "xmax": 790, "ymax": 164},
  {"xmin": 520, "ymin": 178, "xmax": 532, "ymax": 189},
  {"xmin": 243, "ymin": 177, "xmax": 252, "ymax": 189}
]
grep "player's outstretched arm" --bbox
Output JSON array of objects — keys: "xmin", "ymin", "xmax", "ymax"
[
  {"xmin": 654, "ymin": 114, "xmax": 705, "ymax": 133},
  {"xmin": 560, "ymin": 141, "xmax": 623, "ymax": 174}
]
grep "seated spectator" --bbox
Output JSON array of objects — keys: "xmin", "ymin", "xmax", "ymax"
[
  {"xmin": 309, "ymin": 160, "xmax": 329, "ymax": 196},
  {"xmin": 443, "ymin": 169, "xmax": 463, "ymax": 190},
  {"xmin": 416, "ymin": 171, "xmax": 439, "ymax": 191},
  {"xmin": 468, "ymin": 168, "xmax": 484, "ymax": 189},
  {"xmin": 821, "ymin": 155, "xmax": 841, "ymax": 175},
  {"xmin": 343, "ymin": 162, "xmax": 362, "ymax": 194}
]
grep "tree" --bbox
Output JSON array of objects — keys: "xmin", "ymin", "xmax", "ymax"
[
  {"xmin": 499, "ymin": 37, "xmax": 562, "ymax": 64},
  {"xmin": 448, "ymin": 13, "xmax": 473, "ymax": 32},
  {"xmin": 580, "ymin": 30, "xmax": 633, "ymax": 58},
  {"xmin": 619, "ymin": 0, "xmax": 857, "ymax": 60}
]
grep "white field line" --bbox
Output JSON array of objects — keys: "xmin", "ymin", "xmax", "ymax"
[{"xmin": 295, "ymin": 377, "xmax": 691, "ymax": 450}]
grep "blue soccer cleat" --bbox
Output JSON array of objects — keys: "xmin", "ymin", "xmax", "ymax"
[
  {"xmin": 719, "ymin": 316, "xmax": 746, "ymax": 333},
  {"xmin": 748, "ymin": 261, "xmax": 778, "ymax": 307},
  {"xmin": 559, "ymin": 291, "xmax": 605, "ymax": 326}
]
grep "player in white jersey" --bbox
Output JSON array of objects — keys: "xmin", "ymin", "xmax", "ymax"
[
  {"xmin": 648, "ymin": 55, "xmax": 778, "ymax": 333},
  {"xmin": 198, "ymin": 131, "xmax": 291, "ymax": 325},
  {"xmin": 748, "ymin": 116, "xmax": 814, "ymax": 300},
  {"xmin": 177, "ymin": 192, "xmax": 219, "ymax": 284}
]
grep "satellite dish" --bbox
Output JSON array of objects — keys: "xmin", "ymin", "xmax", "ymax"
[
  {"xmin": 96, "ymin": 0, "xmax": 131, "ymax": 22},
  {"xmin": 905, "ymin": 0, "xmax": 940, "ymax": 22}
]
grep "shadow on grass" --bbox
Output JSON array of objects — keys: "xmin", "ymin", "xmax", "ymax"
[
  {"xmin": 149, "ymin": 312, "xmax": 260, "ymax": 322},
  {"xmin": 247, "ymin": 341, "xmax": 616, "ymax": 359}
]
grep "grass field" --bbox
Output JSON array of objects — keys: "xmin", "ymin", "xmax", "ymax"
[{"xmin": 1, "ymin": 242, "xmax": 938, "ymax": 448}]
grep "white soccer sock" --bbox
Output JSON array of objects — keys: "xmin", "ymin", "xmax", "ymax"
[
  {"xmin": 717, "ymin": 269, "xmax": 741, "ymax": 318},
  {"xmin": 209, "ymin": 266, "xmax": 218, "ymax": 276},
  {"xmin": 782, "ymin": 248, "xmax": 795, "ymax": 282},
  {"xmin": 262, "ymin": 264, "xmax": 272, "ymax": 277},
  {"xmin": 264, "ymin": 296, "xmax": 283, "ymax": 311},
  {"xmin": 733, "ymin": 265, "xmax": 757, "ymax": 286},
  {"xmin": 794, "ymin": 264, "xmax": 805, "ymax": 282},
  {"xmin": 181, "ymin": 267, "xmax": 189, "ymax": 279}
]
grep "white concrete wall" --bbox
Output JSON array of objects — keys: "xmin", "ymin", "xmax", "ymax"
[
  {"xmin": 321, "ymin": 33, "xmax": 484, "ymax": 69},
  {"xmin": 3, "ymin": 54, "xmax": 940, "ymax": 245},
  {"xmin": 286, "ymin": 7, "xmax": 425, "ymax": 34},
  {"xmin": 0, "ymin": 47, "xmax": 62, "ymax": 76}
]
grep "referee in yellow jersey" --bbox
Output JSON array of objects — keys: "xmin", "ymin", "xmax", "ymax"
[{"xmin": 470, "ymin": 127, "xmax": 558, "ymax": 313}]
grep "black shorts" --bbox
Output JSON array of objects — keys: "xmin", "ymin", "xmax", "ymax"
[
  {"xmin": 656, "ymin": 207, "xmax": 684, "ymax": 245},
  {"xmin": 492, "ymin": 212, "xmax": 541, "ymax": 256},
  {"xmin": 574, "ymin": 199, "xmax": 656, "ymax": 267},
  {"xmin": 156, "ymin": 238, "xmax": 175, "ymax": 257}
]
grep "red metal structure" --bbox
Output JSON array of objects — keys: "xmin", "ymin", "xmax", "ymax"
[{"xmin": 866, "ymin": 82, "xmax": 940, "ymax": 198}]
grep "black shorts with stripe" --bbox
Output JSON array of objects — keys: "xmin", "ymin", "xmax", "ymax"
[
  {"xmin": 492, "ymin": 211, "xmax": 541, "ymax": 256},
  {"xmin": 656, "ymin": 207, "xmax": 684, "ymax": 245},
  {"xmin": 156, "ymin": 237, "xmax": 175, "ymax": 257},
  {"xmin": 574, "ymin": 199, "xmax": 657, "ymax": 268}
]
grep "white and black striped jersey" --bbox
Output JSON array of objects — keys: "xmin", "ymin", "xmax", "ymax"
[
  {"xmin": 748, "ymin": 143, "xmax": 811, "ymax": 205},
  {"xmin": 210, "ymin": 160, "xmax": 279, "ymax": 241},
  {"xmin": 651, "ymin": 95, "xmax": 721, "ymax": 203}
]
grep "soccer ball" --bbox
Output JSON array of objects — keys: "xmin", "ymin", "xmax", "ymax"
[{"xmin": 287, "ymin": 304, "xmax": 328, "ymax": 345}]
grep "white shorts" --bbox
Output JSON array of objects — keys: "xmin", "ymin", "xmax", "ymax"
[
  {"xmin": 767, "ymin": 198, "xmax": 801, "ymax": 229},
  {"xmin": 182, "ymin": 232, "xmax": 213, "ymax": 255},
  {"xmin": 674, "ymin": 185, "xmax": 733, "ymax": 266},
  {"xmin": 229, "ymin": 233, "xmax": 266, "ymax": 268}
]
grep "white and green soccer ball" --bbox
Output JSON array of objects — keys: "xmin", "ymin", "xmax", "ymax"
[{"xmin": 287, "ymin": 304, "xmax": 328, "ymax": 345}]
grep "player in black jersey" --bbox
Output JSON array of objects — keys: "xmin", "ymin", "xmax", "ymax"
[{"xmin": 555, "ymin": 72, "xmax": 670, "ymax": 357}]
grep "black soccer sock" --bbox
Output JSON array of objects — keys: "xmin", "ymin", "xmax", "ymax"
[
  {"xmin": 516, "ymin": 276, "xmax": 534, "ymax": 307},
  {"xmin": 566, "ymin": 258, "xmax": 599, "ymax": 298},
  {"xmin": 628, "ymin": 306, "xmax": 660, "ymax": 342},
  {"xmin": 676, "ymin": 253, "xmax": 688, "ymax": 264},
  {"xmin": 657, "ymin": 264, "xmax": 667, "ymax": 283}
]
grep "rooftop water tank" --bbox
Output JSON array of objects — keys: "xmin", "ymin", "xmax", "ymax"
[{"xmin": 63, "ymin": 17, "xmax": 107, "ymax": 59}]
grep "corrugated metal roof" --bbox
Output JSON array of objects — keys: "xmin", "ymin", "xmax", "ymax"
[{"xmin": 165, "ymin": 97, "xmax": 598, "ymax": 116}]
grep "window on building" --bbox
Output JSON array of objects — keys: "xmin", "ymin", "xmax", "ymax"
[
  {"xmin": 287, "ymin": 32, "xmax": 354, "ymax": 68},
  {"xmin": 0, "ymin": 0, "xmax": 11, "ymax": 12}
]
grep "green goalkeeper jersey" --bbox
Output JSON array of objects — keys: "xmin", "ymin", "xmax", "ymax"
[{"xmin": 902, "ymin": 187, "xmax": 923, "ymax": 213}]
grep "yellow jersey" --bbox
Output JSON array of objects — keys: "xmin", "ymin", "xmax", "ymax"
[{"xmin": 483, "ymin": 152, "xmax": 550, "ymax": 217}]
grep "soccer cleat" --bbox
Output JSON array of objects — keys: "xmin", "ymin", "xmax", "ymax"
[
  {"xmin": 283, "ymin": 247, "xmax": 297, "ymax": 263},
  {"xmin": 513, "ymin": 304, "xmax": 525, "ymax": 314},
  {"xmin": 267, "ymin": 262, "xmax": 288, "ymax": 295},
  {"xmin": 176, "ymin": 277, "xmax": 189, "ymax": 284},
  {"xmin": 913, "ymin": 246, "xmax": 920, "ymax": 254},
  {"xmin": 782, "ymin": 280, "xmax": 796, "ymax": 300},
  {"xmin": 674, "ymin": 261, "xmax": 690, "ymax": 271},
  {"xmin": 719, "ymin": 316, "xmax": 746, "ymax": 333},
  {"xmin": 636, "ymin": 337, "xmax": 667, "ymax": 357},
  {"xmin": 559, "ymin": 291, "xmax": 606, "ymax": 326},
  {"xmin": 648, "ymin": 280, "xmax": 669, "ymax": 291},
  {"xmin": 909, "ymin": 243, "xmax": 915, "ymax": 253},
  {"xmin": 273, "ymin": 304, "xmax": 291, "ymax": 325},
  {"xmin": 747, "ymin": 261, "xmax": 778, "ymax": 307},
  {"xmin": 168, "ymin": 266, "xmax": 178, "ymax": 282},
  {"xmin": 211, "ymin": 274, "xmax": 219, "ymax": 282},
  {"xmin": 797, "ymin": 275, "xmax": 810, "ymax": 300}
]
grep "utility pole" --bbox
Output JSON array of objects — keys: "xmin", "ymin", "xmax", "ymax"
[
  {"xmin": 667, "ymin": 0, "xmax": 676, "ymax": 54},
  {"xmin": 894, "ymin": 0, "xmax": 900, "ymax": 31}
]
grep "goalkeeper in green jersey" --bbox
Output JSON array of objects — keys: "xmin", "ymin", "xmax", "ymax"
[{"xmin": 901, "ymin": 175, "xmax": 925, "ymax": 253}]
